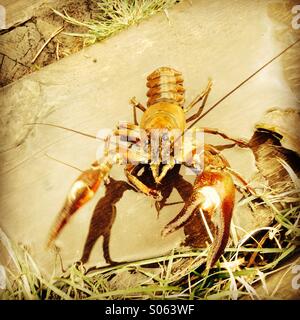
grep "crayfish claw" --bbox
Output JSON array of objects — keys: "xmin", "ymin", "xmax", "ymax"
[
  {"xmin": 47, "ymin": 162, "xmax": 110, "ymax": 246},
  {"xmin": 162, "ymin": 192, "xmax": 205, "ymax": 238},
  {"xmin": 162, "ymin": 170, "xmax": 235, "ymax": 269},
  {"xmin": 203, "ymin": 174, "xmax": 235, "ymax": 268}
]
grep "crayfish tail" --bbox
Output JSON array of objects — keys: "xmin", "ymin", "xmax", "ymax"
[{"xmin": 146, "ymin": 67, "xmax": 185, "ymax": 107}]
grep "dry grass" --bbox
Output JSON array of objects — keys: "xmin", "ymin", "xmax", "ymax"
[{"xmin": 53, "ymin": 0, "xmax": 182, "ymax": 45}]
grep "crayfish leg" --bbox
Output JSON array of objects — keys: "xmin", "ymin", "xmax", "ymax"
[{"xmin": 125, "ymin": 164, "xmax": 162, "ymax": 200}]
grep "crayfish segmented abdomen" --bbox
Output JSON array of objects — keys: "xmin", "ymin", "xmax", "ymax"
[{"xmin": 146, "ymin": 67, "xmax": 185, "ymax": 107}]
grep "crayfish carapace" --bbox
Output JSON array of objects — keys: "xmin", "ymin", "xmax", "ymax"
[{"xmin": 47, "ymin": 67, "xmax": 253, "ymax": 268}]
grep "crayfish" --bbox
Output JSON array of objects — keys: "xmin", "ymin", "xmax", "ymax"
[{"xmin": 47, "ymin": 66, "xmax": 255, "ymax": 268}]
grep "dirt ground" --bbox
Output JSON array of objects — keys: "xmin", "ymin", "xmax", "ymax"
[
  {"xmin": 0, "ymin": 0, "xmax": 98, "ymax": 87},
  {"xmin": 1, "ymin": 0, "xmax": 299, "ymax": 92}
]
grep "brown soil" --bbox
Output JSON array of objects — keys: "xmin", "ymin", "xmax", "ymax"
[{"xmin": 0, "ymin": 0, "xmax": 98, "ymax": 87}]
